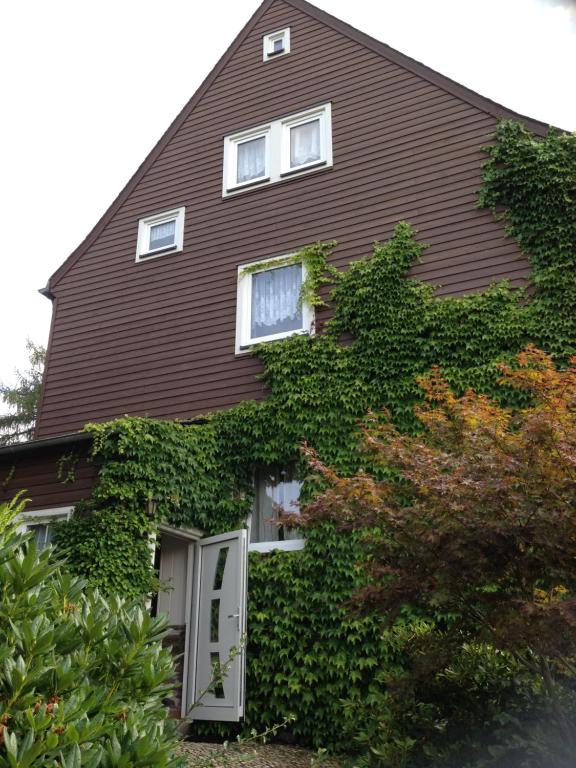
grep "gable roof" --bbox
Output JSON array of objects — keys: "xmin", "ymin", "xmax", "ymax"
[{"xmin": 42, "ymin": 0, "xmax": 553, "ymax": 296}]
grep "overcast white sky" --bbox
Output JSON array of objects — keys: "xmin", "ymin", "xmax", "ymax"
[{"xmin": 0, "ymin": 0, "xmax": 575, "ymax": 401}]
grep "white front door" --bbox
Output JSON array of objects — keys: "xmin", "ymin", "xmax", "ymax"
[{"xmin": 184, "ymin": 529, "xmax": 248, "ymax": 722}]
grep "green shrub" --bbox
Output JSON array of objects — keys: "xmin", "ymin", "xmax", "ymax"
[
  {"xmin": 340, "ymin": 621, "xmax": 543, "ymax": 767},
  {"xmin": 0, "ymin": 495, "xmax": 183, "ymax": 767}
]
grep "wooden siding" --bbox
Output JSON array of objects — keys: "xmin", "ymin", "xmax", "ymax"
[
  {"xmin": 0, "ymin": 446, "xmax": 97, "ymax": 511},
  {"xmin": 36, "ymin": 0, "xmax": 535, "ymax": 437}
]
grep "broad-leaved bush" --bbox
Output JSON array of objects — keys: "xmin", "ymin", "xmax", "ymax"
[{"xmin": 0, "ymin": 495, "xmax": 183, "ymax": 768}]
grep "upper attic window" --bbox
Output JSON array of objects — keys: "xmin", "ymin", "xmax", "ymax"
[
  {"xmin": 225, "ymin": 127, "xmax": 271, "ymax": 191},
  {"xmin": 223, "ymin": 103, "xmax": 332, "ymax": 196},
  {"xmin": 263, "ymin": 28, "xmax": 290, "ymax": 61},
  {"xmin": 136, "ymin": 207, "xmax": 185, "ymax": 262}
]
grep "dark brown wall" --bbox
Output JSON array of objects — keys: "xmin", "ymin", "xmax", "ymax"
[
  {"xmin": 0, "ymin": 446, "xmax": 97, "ymax": 510},
  {"xmin": 36, "ymin": 0, "xmax": 532, "ymax": 438}
]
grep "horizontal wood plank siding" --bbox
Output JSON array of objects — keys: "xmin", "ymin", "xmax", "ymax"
[
  {"xmin": 0, "ymin": 448, "xmax": 97, "ymax": 511},
  {"xmin": 36, "ymin": 0, "xmax": 532, "ymax": 437}
]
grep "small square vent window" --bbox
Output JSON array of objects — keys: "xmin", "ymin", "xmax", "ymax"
[{"xmin": 263, "ymin": 28, "xmax": 290, "ymax": 61}]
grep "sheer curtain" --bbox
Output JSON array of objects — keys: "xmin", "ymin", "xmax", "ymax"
[
  {"xmin": 149, "ymin": 220, "xmax": 176, "ymax": 250},
  {"xmin": 251, "ymin": 467, "xmax": 302, "ymax": 543},
  {"xmin": 290, "ymin": 119, "xmax": 320, "ymax": 168},
  {"xmin": 251, "ymin": 264, "xmax": 302, "ymax": 339},
  {"xmin": 31, "ymin": 524, "xmax": 52, "ymax": 552},
  {"xmin": 237, "ymin": 136, "xmax": 266, "ymax": 183}
]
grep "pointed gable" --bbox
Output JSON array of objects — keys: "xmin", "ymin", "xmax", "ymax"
[{"xmin": 36, "ymin": 0, "xmax": 548, "ymax": 437}]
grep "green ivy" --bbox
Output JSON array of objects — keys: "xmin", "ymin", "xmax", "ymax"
[
  {"xmin": 479, "ymin": 121, "xmax": 576, "ymax": 360},
  {"xmin": 55, "ymin": 417, "xmax": 252, "ymax": 598},
  {"xmin": 53, "ymin": 121, "xmax": 576, "ymax": 748},
  {"xmin": 242, "ymin": 526, "xmax": 399, "ymax": 749},
  {"xmin": 239, "ymin": 241, "xmax": 338, "ymax": 309}
]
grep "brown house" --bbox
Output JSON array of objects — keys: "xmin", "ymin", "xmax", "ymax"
[{"xmin": 0, "ymin": 0, "xmax": 550, "ymax": 722}]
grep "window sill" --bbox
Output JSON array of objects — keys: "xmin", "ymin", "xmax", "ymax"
[
  {"xmin": 136, "ymin": 246, "xmax": 180, "ymax": 263},
  {"xmin": 280, "ymin": 159, "xmax": 327, "ymax": 177},
  {"xmin": 226, "ymin": 176, "xmax": 271, "ymax": 194},
  {"xmin": 249, "ymin": 539, "xmax": 305, "ymax": 553},
  {"xmin": 223, "ymin": 163, "xmax": 332, "ymax": 199},
  {"xmin": 235, "ymin": 328, "xmax": 312, "ymax": 356}
]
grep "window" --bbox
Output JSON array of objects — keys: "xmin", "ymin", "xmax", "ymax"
[
  {"xmin": 263, "ymin": 28, "xmax": 290, "ymax": 61},
  {"xmin": 249, "ymin": 467, "xmax": 304, "ymax": 552},
  {"xmin": 281, "ymin": 108, "xmax": 327, "ymax": 175},
  {"xmin": 29, "ymin": 523, "xmax": 53, "ymax": 551},
  {"xmin": 225, "ymin": 128, "xmax": 270, "ymax": 191},
  {"xmin": 136, "ymin": 207, "xmax": 185, "ymax": 261},
  {"xmin": 17, "ymin": 507, "xmax": 73, "ymax": 552},
  {"xmin": 223, "ymin": 103, "xmax": 332, "ymax": 195},
  {"xmin": 236, "ymin": 255, "xmax": 314, "ymax": 352}
]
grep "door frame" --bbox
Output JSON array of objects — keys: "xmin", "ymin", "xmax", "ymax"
[{"xmin": 155, "ymin": 523, "xmax": 202, "ymax": 719}]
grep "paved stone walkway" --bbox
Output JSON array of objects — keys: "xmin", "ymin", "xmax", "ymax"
[{"xmin": 179, "ymin": 741, "xmax": 345, "ymax": 767}]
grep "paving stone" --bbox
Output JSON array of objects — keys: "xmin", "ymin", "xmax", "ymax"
[{"xmin": 178, "ymin": 741, "xmax": 345, "ymax": 767}]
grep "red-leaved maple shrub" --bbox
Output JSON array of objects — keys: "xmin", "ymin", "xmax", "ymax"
[{"xmin": 298, "ymin": 346, "xmax": 576, "ymax": 761}]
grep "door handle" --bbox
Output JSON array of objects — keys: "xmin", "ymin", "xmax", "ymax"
[{"xmin": 227, "ymin": 609, "xmax": 240, "ymax": 630}]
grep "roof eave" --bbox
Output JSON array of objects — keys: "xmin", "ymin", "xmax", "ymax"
[
  {"xmin": 0, "ymin": 432, "xmax": 92, "ymax": 457},
  {"xmin": 38, "ymin": 285, "xmax": 55, "ymax": 301}
]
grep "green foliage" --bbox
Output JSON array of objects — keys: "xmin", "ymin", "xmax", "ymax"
[
  {"xmin": 239, "ymin": 241, "xmax": 338, "ymax": 309},
  {"xmin": 0, "ymin": 496, "xmax": 183, "ymax": 767},
  {"xmin": 51, "ymin": 122, "xmax": 576, "ymax": 754},
  {"xmin": 457, "ymin": 696, "xmax": 576, "ymax": 768},
  {"xmin": 242, "ymin": 526, "xmax": 389, "ymax": 750},
  {"xmin": 479, "ymin": 120, "xmax": 576, "ymax": 361},
  {"xmin": 0, "ymin": 341, "xmax": 45, "ymax": 446},
  {"xmin": 55, "ymin": 417, "xmax": 252, "ymax": 598},
  {"xmin": 340, "ymin": 623, "xmax": 542, "ymax": 767},
  {"xmin": 300, "ymin": 346, "xmax": 576, "ymax": 764}
]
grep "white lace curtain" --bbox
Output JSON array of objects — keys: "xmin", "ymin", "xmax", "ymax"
[
  {"xmin": 252, "ymin": 467, "xmax": 302, "ymax": 543},
  {"xmin": 251, "ymin": 264, "xmax": 302, "ymax": 338},
  {"xmin": 149, "ymin": 220, "xmax": 176, "ymax": 249},
  {"xmin": 237, "ymin": 136, "xmax": 266, "ymax": 183},
  {"xmin": 290, "ymin": 119, "xmax": 320, "ymax": 168}
]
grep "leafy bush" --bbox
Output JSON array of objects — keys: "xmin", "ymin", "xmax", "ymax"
[
  {"xmin": 0, "ymin": 495, "xmax": 183, "ymax": 767},
  {"xmin": 340, "ymin": 620, "xmax": 544, "ymax": 767},
  {"xmin": 301, "ymin": 346, "xmax": 576, "ymax": 765}
]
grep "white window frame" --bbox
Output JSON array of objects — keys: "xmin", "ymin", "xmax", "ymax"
[
  {"xmin": 280, "ymin": 106, "xmax": 329, "ymax": 176},
  {"xmin": 223, "ymin": 126, "xmax": 271, "ymax": 193},
  {"xmin": 263, "ymin": 28, "xmax": 291, "ymax": 61},
  {"xmin": 223, "ymin": 103, "xmax": 332, "ymax": 196},
  {"xmin": 247, "ymin": 469, "xmax": 305, "ymax": 554},
  {"xmin": 135, "ymin": 206, "xmax": 185, "ymax": 262},
  {"xmin": 235, "ymin": 254, "xmax": 314, "ymax": 354},
  {"xmin": 17, "ymin": 506, "xmax": 73, "ymax": 548},
  {"xmin": 248, "ymin": 535, "xmax": 305, "ymax": 554}
]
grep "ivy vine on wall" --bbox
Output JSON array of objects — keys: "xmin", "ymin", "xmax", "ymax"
[{"xmin": 53, "ymin": 121, "xmax": 576, "ymax": 747}]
